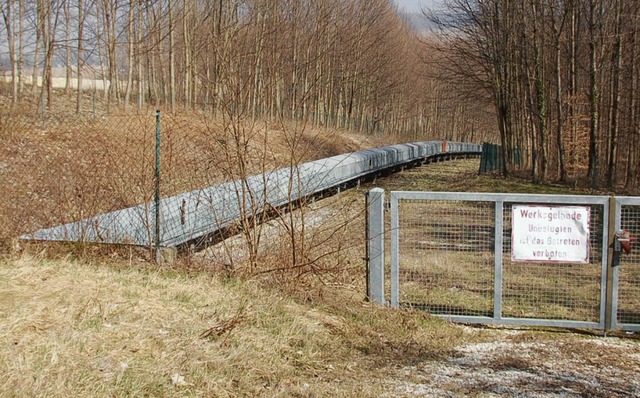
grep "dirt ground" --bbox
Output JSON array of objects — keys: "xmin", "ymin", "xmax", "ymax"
[
  {"xmin": 383, "ymin": 326, "xmax": 640, "ymax": 397},
  {"xmin": 363, "ymin": 160, "xmax": 640, "ymax": 397}
]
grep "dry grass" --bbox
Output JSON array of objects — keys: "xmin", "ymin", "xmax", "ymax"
[
  {"xmin": 3, "ymin": 90, "xmax": 640, "ymax": 396},
  {"xmin": 0, "ymin": 254, "xmax": 467, "ymax": 397},
  {"xmin": 395, "ymin": 248, "xmax": 604, "ymax": 321},
  {"xmin": 398, "ymin": 251, "xmax": 494, "ymax": 315},
  {"xmin": 198, "ymin": 190, "xmax": 368, "ymax": 292},
  {"xmin": 1, "ymin": 158, "xmax": 639, "ymax": 397}
]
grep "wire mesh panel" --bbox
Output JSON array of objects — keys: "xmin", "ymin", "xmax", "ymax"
[
  {"xmin": 616, "ymin": 200, "xmax": 640, "ymax": 330},
  {"xmin": 388, "ymin": 192, "xmax": 609, "ymax": 329},
  {"xmin": 391, "ymin": 194, "xmax": 495, "ymax": 317},
  {"xmin": 502, "ymin": 203, "xmax": 605, "ymax": 323}
]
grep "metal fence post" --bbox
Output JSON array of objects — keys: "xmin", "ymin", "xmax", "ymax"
[
  {"xmin": 364, "ymin": 192, "xmax": 370, "ymax": 300},
  {"xmin": 154, "ymin": 110, "xmax": 161, "ymax": 262},
  {"xmin": 479, "ymin": 142, "xmax": 487, "ymax": 172},
  {"xmin": 367, "ymin": 188, "xmax": 385, "ymax": 304},
  {"xmin": 605, "ymin": 196, "xmax": 616, "ymax": 331},
  {"xmin": 493, "ymin": 200, "xmax": 504, "ymax": 320}
]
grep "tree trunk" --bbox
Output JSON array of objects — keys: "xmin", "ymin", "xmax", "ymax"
[
  {"xmin": 97, "ymin": 24, "xmax": 108, "ymax": 100},
  {"xmin": 183, "ymin": 0, "xmax": 192, "ymax": 109},
  {"xmin": 625, "ymin": 6, "xmax": 638, "ymax": 189},
  {"xmin": 137, "ymin": 0, "xmax": 144, "ymax": 109},
  {"xmin": 76, "ymin": 0, "xmax": 84, "ymax": 113},
  {"xmin": 532, "ymin": 1, "xmax": 547, "ymax": 183},
  {"xmin": 16, "ymin": 0, "xmax": 23, "ymax": 98},
  {"xmin": 124, "ymin": 0, "xmax": 134, "ymax": 109},
  {"xmin": 1, "ymin": 0, "xmax": 18, "ymax": 102},
  {"xmin": 606, "ymin": 0, "xmax": 622, "ymax": 187},
  {"xmin": 169, "ymin": 0, "xmax": 176, "ymax": 113},
  {"xmin": 587, "ymin": 0, "xmax": 599, "ymax": 186},
  {"xmin": 64, "ymin": 0, "xmax": 71, "ymax": 94},
  {"xmin": 569, "ymin": 0, "xmax": 578, "ymax": 177},
  {"xmin": 41, "ymin": 0, "xmax": 58, "ymax": 108},
  {"xmin": 552, "ymin": 0, "xmax": 567, "ymax": 182},
  {"xmin": 32, "ymin": 0, "xmax": 43, "ymax": 98}
]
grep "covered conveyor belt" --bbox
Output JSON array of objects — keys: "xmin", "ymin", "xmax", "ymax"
[{"xmin": 21, "ymin": 141, "xmax": 481, "ymax": 249}]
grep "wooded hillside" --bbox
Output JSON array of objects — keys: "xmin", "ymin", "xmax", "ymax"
[
  {"xmin": 0, "ymin": 0, "xmax": 493, "ymax": 143},
  {"xmin": 2, "ymin": 0, "xmax": 639, "ymax": 190},
  {"xmin": 432, "ymin": 0, "xmax": 640, "ymax": 189}
]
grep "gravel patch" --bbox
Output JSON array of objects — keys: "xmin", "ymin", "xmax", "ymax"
[{"xmin": 384, "ymin": 331, "xmax": 640, "ymax": 397}]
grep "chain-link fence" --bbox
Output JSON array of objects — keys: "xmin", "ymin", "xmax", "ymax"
[
  {"xmin": 3, "ymin": 97, "xmax": 482, "ymax": 265},
  {"xmin": 2, "ymin": 107, "xmax": 242, "ymax": 244},
  {"xmin": 0, "ymin": 99, "xmax": 375, "ymax": 251}
]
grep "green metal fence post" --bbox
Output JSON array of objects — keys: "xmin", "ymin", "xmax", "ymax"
[
  {"xmin": 154, "ymin": 110, "xmax": 161, "ymax": 262},
  {"xmin": 488, "ymin": 144, "xmax": 495, "ymax": 171}
]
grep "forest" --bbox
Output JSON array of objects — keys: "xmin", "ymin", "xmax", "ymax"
[
  {"xmin": 1, "ymin": 0, "xmax": 639, "ymax": 189},
  {"xmin": 432, "ymin": 0, "xmax": 640, "ymax": 188}
]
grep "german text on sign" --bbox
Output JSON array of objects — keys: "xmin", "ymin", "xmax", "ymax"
[{"xmin": 511, "ymin": 205, "xmax": 590, "ymax": 263}]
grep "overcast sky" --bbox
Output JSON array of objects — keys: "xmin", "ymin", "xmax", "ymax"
[{"xmin": 395, "ymin": 0, "xmax": 443, "ymax": 13}]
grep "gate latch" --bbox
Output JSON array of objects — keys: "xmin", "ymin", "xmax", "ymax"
[{"xmin": 613, "ymin": 230, "xmax": 635, "ymax": 267}]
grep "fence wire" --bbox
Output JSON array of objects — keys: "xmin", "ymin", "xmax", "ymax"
[
  {"xmin": 2, "ymin": 108, "xmax": 237, "ymax": 247},
  {"xmin": 391, "ymin": 193, "xmax": 609, "ymax": 326},
  {"xmin": 618, "ymin": 205, "xmax": 640, "ymax": 326},
  {"xmin": 4, "ymin": 99, "xmax": 481, "ymax": 261},
  {"xmin": 502, "ymin": 204, "xmax": 604, "ymax": 322},
  {"xmin": 396, "ymin": 199, "xmax": 495, "ymax": 316},
  {"xmin": 0, "ymin": 105, "xmax": 312, "ymax": 248}
]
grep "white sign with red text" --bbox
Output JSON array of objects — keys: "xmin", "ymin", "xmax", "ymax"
[{"xmin": 511, "ymin": 205, "xmax": 590, "ymax": 263}]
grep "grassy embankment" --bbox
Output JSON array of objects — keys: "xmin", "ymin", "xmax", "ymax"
[{"xmin": 4, "ymin": 158, "xmax": 639, "ymax": 397}]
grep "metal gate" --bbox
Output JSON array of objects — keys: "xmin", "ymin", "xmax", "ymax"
[
  {"xmin": 612, "ymin": 197, "xmax": 640, "ymax": 331},
  {"xmin": 367, "ymin": 189, "xmax": 640, "ymax": 331}
]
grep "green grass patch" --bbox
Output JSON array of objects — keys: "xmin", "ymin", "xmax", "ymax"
[{"xmin": 370, "ymin": 159, "xmax": 590, "ymax": 195}]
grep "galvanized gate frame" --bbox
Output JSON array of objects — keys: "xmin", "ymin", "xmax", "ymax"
[
  {"xmin": 611, "ymin": 196, "xmax": 640, "ymax": 332},
  {"xmin": 367, "ymin": 190, "xmax": 638, "ymax": 331}
]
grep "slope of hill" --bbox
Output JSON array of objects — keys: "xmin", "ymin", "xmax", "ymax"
[
  {"xmin": 0, "ymin": 93, "xmax": 394, "ymax": 240},
  {"xmin": 2, "ymin": 159, "xmax": 639, "ymax": 397}
]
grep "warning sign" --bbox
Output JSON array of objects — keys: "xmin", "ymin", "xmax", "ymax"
[{"xmin": 511, "ymin": 205, "xmax": 590, "ymax": 263}]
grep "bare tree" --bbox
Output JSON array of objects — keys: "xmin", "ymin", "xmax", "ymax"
[
  {"xmin": 587, "ymin": 0, "xmax": 600, "ymax": 185},
  {"xmin": 1, "ymin": 0, "xmax": 18, "ymax": 102},
  {"xmin": 169, "ymin": 0, "xmax": 176, "ymax": 113},
  {"xmin": 123, "ymin": 0, "xmax": 134, "ymax": 109},
  {"xmin": 76, "ymin": 0, "xmax": 85, "ymax": 114},
  {"xmin": 40, "ymin": 0, "xmax": 62, "ymax": 108},
  {"xmin": 64, "ymin": 0, "xmax": 71, "ymax": 94},
  {"xmin": 606, "ymin": 0, "xmax": 623, "ymax": 187},
  {"xmin": 550, "ymin": 0, "xmax": 568, "ymax": 182}
]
